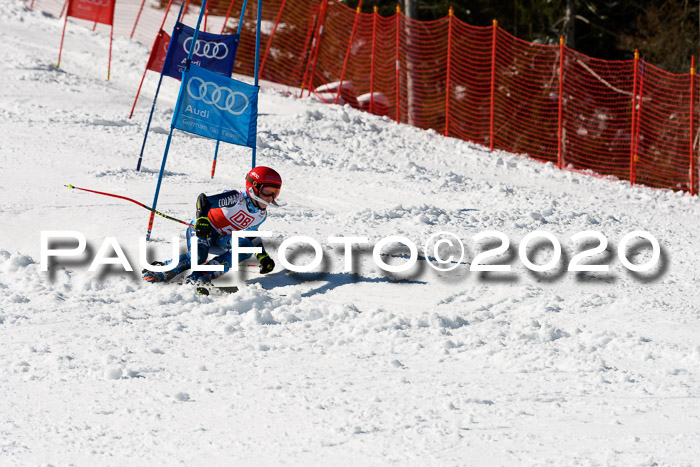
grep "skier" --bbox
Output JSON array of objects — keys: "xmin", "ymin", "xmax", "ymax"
[{"xmin": 142, "ymin": 166, "xmax": 282, "ymax": 285}]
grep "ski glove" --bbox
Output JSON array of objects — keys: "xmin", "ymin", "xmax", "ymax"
[
  {"xmin": 196, "ymin": 193, "xmax": 211, "ymax": 218},
  {"xmin": 195, "ymin": 217, "xmax": 212, "ymax": 239},
  {"xmin": 256, "ymin": 252, "xmax": 275, "ymax": 274}
]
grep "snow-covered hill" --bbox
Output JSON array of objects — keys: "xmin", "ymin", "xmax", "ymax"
[{"xmin": 1, "ymin": 1, "xmax": 700, "ymax": 464}]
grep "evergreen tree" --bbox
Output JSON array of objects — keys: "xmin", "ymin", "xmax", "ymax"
[{"xmin": 340, "ymin": 0, "xmax": 698, "ymax": 73}]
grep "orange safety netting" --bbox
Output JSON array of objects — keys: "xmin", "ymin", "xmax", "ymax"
[
  {"xmin": 30, "ymin": 0, "xmax": 699, "ymax": 194},
  {"xmin": 306, "ymin": 1, "xmax": 698, "ymax": 194}
]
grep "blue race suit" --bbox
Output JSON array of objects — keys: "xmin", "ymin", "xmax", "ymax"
[{"xmin": 169, "ymin": 189, "xmax": 268, "ymax": 281}]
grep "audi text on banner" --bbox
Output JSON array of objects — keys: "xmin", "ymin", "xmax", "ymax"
[{"xmin": 172, "ymin": 64, "xmax": 259, "ymax": 148}]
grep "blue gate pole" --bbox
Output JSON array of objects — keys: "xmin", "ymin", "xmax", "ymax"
[
  {"xmin": 251, "ymin": 0, "xmax": 262, "ymax": 168},
  {"xmin": 147, "ymin": 0, "xmax": 210, "ymax": 240},
  {"xmin": 211, "ymin": 0, "xmax": 249, "ymax": 178},
  {"xmin": 146, "ymin": 127, "xmax": 175, "ymax": 241},
  {"xmin": 184, "ymin": 0, "xmax": 209, "ymax": 69},
  {"xmin": 135, "ymin": 0, "xmax": 186, "ymax": 172},
  {"xmin": 211, "ymin": 140, "xmax": 220, "ymax": 178},
  {"xmin": 136, "ymin": 72, "xmax": 166, "ymax": 171},
  {"xmin": 238, "ymin": 0, "xmax": 250, "ymax": 33}
]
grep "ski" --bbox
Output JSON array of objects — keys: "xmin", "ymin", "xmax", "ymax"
[{"xmin": 196, "ymin": 285, "xmax": 240, "ymax": 296}]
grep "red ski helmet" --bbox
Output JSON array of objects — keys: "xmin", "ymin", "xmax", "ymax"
[{"xmin": 245, "ymin": 166, "xmax": 282, "ymax": 207}]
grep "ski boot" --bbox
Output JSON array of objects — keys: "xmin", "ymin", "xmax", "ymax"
[{"xmin": 142, "ymin": 261, "xmax": 180, "ymax": 283}]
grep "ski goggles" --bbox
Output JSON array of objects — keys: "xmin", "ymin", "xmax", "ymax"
[{"xmin": 259, "ymin": 185, "xmax": 280, "ymax": 199}]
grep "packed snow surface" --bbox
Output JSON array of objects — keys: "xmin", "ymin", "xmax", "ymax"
[{"xmin": 1, "ymin": 1, "xmax": 699, "ymax": 464}]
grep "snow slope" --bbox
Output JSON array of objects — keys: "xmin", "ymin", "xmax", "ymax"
[{"xmin": 1, "ymin": 1, "xmax": 700, "ymax": 464}]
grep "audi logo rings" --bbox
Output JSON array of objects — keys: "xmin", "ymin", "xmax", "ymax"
[
  {"xmin": 183, "ymin": 37, "xmax": 229, "ymax": 60},
  {"xmin": 186, "ymin": 77, "xmax": 250, "ymax": 116}
]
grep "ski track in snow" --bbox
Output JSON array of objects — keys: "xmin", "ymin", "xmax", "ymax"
[{"xmin": 1, "ymin": 1, "xmax": 700, "ymax": 464}]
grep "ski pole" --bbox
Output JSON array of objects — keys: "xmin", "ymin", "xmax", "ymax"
[{"xmin": 65, "ymin": 184, "xmax": 193, "ymax": 227}]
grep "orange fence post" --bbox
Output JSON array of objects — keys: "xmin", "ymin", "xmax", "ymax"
[
  {"xmin": 630, "ymin": 50, "xmax": 639, "ymax": 185},
  {"xmin": 489, "ymin": 19, "xmax": 497, "ymax": 151},
  {"xmin": 130, "ymin": 0, "xmax": 147, "ymax": 39},
  {"xmin": 633, "ymin": 57, "xmax": 647, "ymax": 185},
  {"xmin": 260, "ymin": 0, "xmax": 288, "ymax": 78},
  {"xmin": 203, "ymin": 3, "xmax": 208, "ymax": 32},
  {"xmin": 444, "ymin": 6, "xmax": 453, "ymax": 136},
  {"xmin": 57, "ymin": 2, "xmax": 70, "ymax": 68},
  {"xmin": 297, "ymin": 8, "xmax": 319, "ymax": 96},
  {"xmin": 220, "ymin": 0, "xmax": 236, "ymax": 33},
  {"xmin": 370, "ymin": 6, "xmax": 377, "ymax": 114},
  {"xmin": 336, "ymin": 3, "xmax": 363, "ymax": 105},
  {"xmin": 395, "ymin": 4, "xmax": 400, "ymax": 122},
  {"xmin": 305, "ymin": 0, "xmax": 329, "ymax": 97},
  {"xmin": 557, "ymin": 36, "xmax": 564, "ymax": 169},
  {"xmin": 691, "ymin": 57, "xmax": 696, "ymax": 195}
]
